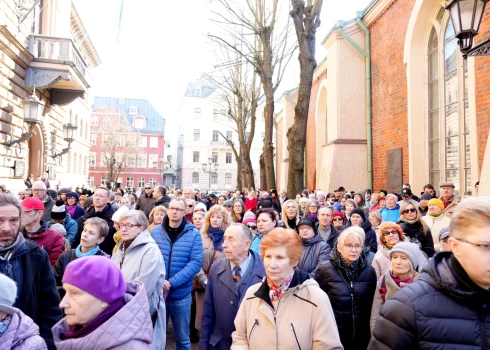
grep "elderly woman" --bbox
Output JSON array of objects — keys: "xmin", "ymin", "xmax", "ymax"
[
  {"xmin": 232, "ymin": 228, "xmax": 343, "ymax": 349},
  {"xmin": 192, "ymin": 210, "xmax": 205, "ymax": 231},
  {"xmin": 231, "ymin": 199, "xmax": 245, "ymax": 223},
  {"xmin": 250, "ymin": 208, "xmax": 277, "ymax": 253},
  {"xmin": 306, "ymin": 199, "xmax": 320, "ymax": 223},
  {"xmin": 379, "ymin": 194, "xmax": 400, "ymax": 223},
  {"xmin": 281, "ymin": 199, "xmax": 300, "ymax": 230},
  {"xmin": 370, "ymin": 242, "xmax": 420, "ymax": 332},
  {"xmin": 332, "ymin": 211, "xmax": 346, "ymax": 234},
  {"xmin": 369, "ymin": 193, "xmax": 380, "ymax": 212},
  {"xmin": 398, "ymin": 201, "xmax": 435, "ymax": 258},
  {"xmin": 296, "ymin": 217, "xmax": 330, "ymax": 278},
  {"xmin": 194, "ymin": 205, "xmax": 230, "ymax": 332},
  {"xmin": 185, "ymin": 199, "xmax": 195, "ymax": 224},
  {"xmin": 111, "ymin": 205, "xmax": 129, "ymax": 254},
  {"xmin": 344, "ymin": 198, "xmax": 358, "ymax": 223},
  {"xmin": 422, "ymin": 198, "xmax": 451, "ymax": 252},
  {"xmin": 52, "ymin": 256, "xmax": 153, "ymax": 349},
  {"xmin": 316, "ymin": 226, "xmax": 377, "ymax": 350},
  {"xmin": 368, "ymin": 210, "xmax": 382, "ymax": 240},
  {"xmin": 298, "ymin": 197, "xmax": 309, "ymax": 217},
  {"xmin": 111, "ymin": 210, "xmax": 166, "ymax": 349},
  {"xmin": 148, "ymin": 206, "xmax": 167, "ymax": 233}
]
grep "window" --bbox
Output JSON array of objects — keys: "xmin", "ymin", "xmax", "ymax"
[
  {"xmin": 127, "ymin": 154, "xmax": 136, "ymax": 167},
  {"xmin": 102, "ymin": 135, "xmax": 109, "ymax": 146},
  {"xmin": 129, "ymin": 106, "xmax": 138, "ymax": 115},
  {"xmin": 89, "ymin": 153, "xmax": 96, "ymax": 166},
  {"xmin": 88, "ymin": 176, "xmax": 94, "ymax": 187},
  {"xmin": 149, "ymin": 137, "xmax": 158, "ymax": 148},
  {"xmin": 90, "ymin": 117, "xmax": 98, "ymax": 126},
  {"xmin": 193, "ymin": 151, "xmax": 200, "ymax": 163},
  {"xmin": 220, "ymin": 109, "xmax": 226, "ymax": 121},
  {"xmin": 212, "ymin": 130, "xmax": 219, "ymax": 142},
  {"xmin": 194, "ymin": 129, "xmax": 200, "ymax": 141},
  {"xmin": 138, "ymin": 154, "xmax": 147, "ymax": 168},
  {"xmin": 226, "ymin": 131, "xmax": 232, "ymax": 140},
  {"xmin": 194, "ymin": 108, "xmax": 201, "ymax": 119},
  {"xmin": 211, "ymin": 173, "xmax": 218, "ymax": 185},
  {"xmin": 139, "ymin": 136, "xmax": 147, "ymax": 148},
  {"xmin": 226, "ymin": 152, "xmax": 232, "ymax": 163},
  {"xmin": 101, "ymin": 177, "xmax": 107, "ymax": 186},
  {"xmin": 212, "ymin": 152, "xmax": 218, "ymax": 163},
  {"xmin": 149, "ymin": 178, "xmax": 156, "ymax": 187},
  {"xmin": 225, "ymin": 173, "xmax": 232, "ymax": 185},
  {"xmin": 138, "ymin": 177, "xmax": 145, "ymax": 188},
  {"xmin": 148, "ymin": 154, "xmax": 159, "ymax": 168},
  {"xmin": 195, "ymin": 87, "xmax": 202, "ymax": 97},
  {"xmin": 127, "ymin": 177, "xmax": 134, "ymax": 188},
  {"xmin": 90, "ymin": 134, "xmax": 96, "ymax": 145},
  {"xmin": 213, "ymin": 109, "xmax": 218, "ymax": 120},
  {"xmin": 192, "ymin": 172, "xmax": 199, "ymax": 183}
]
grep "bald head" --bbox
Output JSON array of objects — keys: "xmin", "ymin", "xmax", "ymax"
[{"xmin": 222, "ymin": 223, "xmax": 252, "ymax": 265}]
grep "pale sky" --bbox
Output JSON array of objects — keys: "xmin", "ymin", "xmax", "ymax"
[{"xmin": 74, "ymin": 0, "xmax": 372, "ymax": 129}]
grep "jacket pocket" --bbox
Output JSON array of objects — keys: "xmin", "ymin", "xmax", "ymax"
[
  {"xmin": 290, "ymin": 323, "xmax": 302, "ymax": 350},
  {"xmin": 249, "ymin": 319, "xmax": 259, "ymax": 339}
]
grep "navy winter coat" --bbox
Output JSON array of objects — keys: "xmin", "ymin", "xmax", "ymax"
[
  {"xmin": 298, "ymin": 233, "xmax": 331, "ymax": 278},
  {"xmin": 73, "ymin": 204, "xmax": 116, "ymax": 255},
  {"xmin": 398, "ymin": 220, "xmax": 435, "ymax": 258},
  {"xmin": 199, "ymin": 250, "xmax": 266, "ymax": 350},
  {"xmin": 151, "ymin": 219, "xmax": 203, "ymax": 301}
]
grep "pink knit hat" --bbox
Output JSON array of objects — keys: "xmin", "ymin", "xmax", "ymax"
[{"xmin": 243, "ymin": 217, "xmax": 257, "ymax": 226}]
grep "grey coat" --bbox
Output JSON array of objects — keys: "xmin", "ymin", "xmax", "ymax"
[
  {"xmin": 112, "ymin": 230, "xmax": 166, "ymax": 349},
  {"xmin": 298, "ymin": 233, "xmax": 331, "ymax": 278}
]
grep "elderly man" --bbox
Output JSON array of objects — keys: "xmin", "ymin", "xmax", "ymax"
[
  {"xmin": 32, "ymin": 180, "xmax": 55, "ymax": 222},
  {"xmin": 0, "ymin": 193, "xmax": 62, "ymax": 349},
  {"xmin": 278, "ymin": 189, "xmax": 288, "ymax": 206},
  {"xmin": 316, "ymin": 206, "xmax": 339, "ymax": 249},
  {"xmin": 379, "ymin": 194, "xmax": 400, "ymax": 223},
  {"xmin": 439, "ymin": 182, "xmax": 461, "ymax": 218},
  {"xmin": 183, "ymin": 187, "xmax": 194, "ymax": 200},
  {"xmin": 136, "ymin": 183, "xmax": 155, "ymax": 217},
  {"xmin": 199, "ymin": 224, "xmax": 266, "ymax": 350}
]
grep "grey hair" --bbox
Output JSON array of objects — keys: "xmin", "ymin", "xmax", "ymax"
[
  {"xmin": 228, "ymin": 223, "xmax": 252, "ymax": 242},
  {"xmin": 338, "ymin": 226, "xmax": 365, "ymax": 247},
  {"xmin": 119, "ymin": 210, "xmax": 149, "ymax": 230},
  {"xmin": 0, "ymin": 193, "xmax": 23, "ymax": 231}
]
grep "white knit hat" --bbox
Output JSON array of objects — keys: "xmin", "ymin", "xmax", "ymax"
[
  {"xmin": 112, "ymin": 205, "xmax": 129, "ymax": 223},
  {"xmin": 0, "ymin": 273, "xmax": 19, "ymax": 314},
  {"xmin": 390, "ymin": 242, "xmax": 421, "ymax": 270},
  {"xmin": 194, "ymin": 202, "xmax": 207, "ymax": 213}
]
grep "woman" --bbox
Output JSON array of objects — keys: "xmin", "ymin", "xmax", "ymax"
[
  {"xmin": 370, "ymin": 242, "xmax": 420, "ymax": 332},
  {"xmin": 250, "ymin": 208, "xmax": 277, "ymax": 253},
  {"xmin": 368, "ymin": 210, "xmax": 382, "ymax": 239},
  {"xmin": 217, "ymin": 195, "xmax": 226, "ymax": 206},
  {"xmin": 296, "ymin": 217, "xmax": 330, "ymax": 278},
  {"xmin": 340, "ymin": 196, "xmax": 347, "ymax": 212},
  {"xmin": 243, "ymin": 215, "xmax": 258, "ymax": 236},
  {"xmin": 185, "ymin": 199, "xmax": 195, "ymax": 224},
  {"xmin": 231, "ymin": 199, "xmax": 245, "ymax": 223},
  {"xmin": 422, "ymin": 198, "xmax": 451, "ymax": 252},
  {"xmin": 397, "ymin": 201, "xmax": 435, "ymax": 258},
  {"xmin": 192, "ymin": 210, "xmax": 205, "ymax": 231},
  {"xmin": 316, "ymin": 226, "xmax": 377, "ymax": 350},
  {"xmin": 52, "ymin": 256, "xmax": 153, "ymax": 349},
  {"xmin": 148, "ymin": 206, "xmax": 167, "ymax": 233},
  {"xmin": 332, "ymin": 211, "xmax": 346, "ymax": 234},
  {"xmin": 78, "ymin": 195, "xmax": 87, "ymax": 209},
  {"xmin": 378, "ymin": 197, "xmax": 386, "ymax": 211},
  {"xmin": 349, "ymin": 208, "xmax": 377, "ymax": 253},
  {"xmin": 306, "ymin": 199, "xmax": 320, "ymax": 223},
  {"xmin": 244, "ymin": 190, "xmax": 258, "ymax": 213},
  {"xmin": 111, "ymin": 210, "xmax": 166, "ymax": 349},
  {"xmin": 65, "ymin": 192, "xmax": 85, "ymax": 221},
  {"xmin": 281, "ymin": 199, "xmax": 299, "ymax": 230},
  {"xmin": 232, "ymin": 228, "xmax": 343, "ymax": 349},
  {"xmin": 317, "ymin": 193, "xmax": 326, "ymax": 207},
  {"xmin": 344, "ymin": 199, "xmax": 358, "ymax": 223},
  {"xmin": 369, "ymin": 193, "xmax": 380, "ymax": 212},
  {"xmin": 111, "ymin": 206, "xmax": 129, "ymax": 254},
  {"xmin": 298, "ymin": 198, "xmax": 309, "ymax": 217},
  {"xmin": 295, "ymin": 194, "xmax": 301, "ymax": 203}
]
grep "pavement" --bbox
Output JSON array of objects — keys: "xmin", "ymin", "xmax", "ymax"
[{"xmin": 166, "ymin": 320, "xmax": 199, "ymax": 350}]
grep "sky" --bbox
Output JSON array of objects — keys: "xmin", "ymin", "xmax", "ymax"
[{"xmin": 74, "ymin": 0, "xmax": 372, "ymax": 130}]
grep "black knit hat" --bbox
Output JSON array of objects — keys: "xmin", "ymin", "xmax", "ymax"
[
  {"xmin": 296, "ymin": 217, "xmax": 316, "ymax": 233},
  {"xmin": 51, "ymin": 200, "xmax": 67, "ymax": 220},
  {"xmin": 350, "ymin": 208, "xmax": 366, "ymax": 222}
]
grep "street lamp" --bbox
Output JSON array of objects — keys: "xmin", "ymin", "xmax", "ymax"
[
  {"xmin": 202, "ymin": 157, "xmax": 219, "ymax": 192},
  {"xmin": 446, "ymin": 0, "xmax": 490, "ymax": 57},
  {"xmin": 51, "ymin": 122, "xmax": 78, "ymax": 160},
  {"xmin": 153, "ymin": 155, "xmax": 168, "ymax": 185}
]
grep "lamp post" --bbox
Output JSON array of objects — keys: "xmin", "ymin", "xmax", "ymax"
[
  {"xmin": 202, "ymin": 157, "xmax": 219, "ymax": 192},
  {"xmin": 51, "ymin": 122, "xmax": 78, "ymax": 161},
  {"xmin": 153, "ymin": 155, "xmax": 169, "ymax": 186},
  {"xmin": 446, "ymin": 0, "xmax": 490, "ymax": 57}
]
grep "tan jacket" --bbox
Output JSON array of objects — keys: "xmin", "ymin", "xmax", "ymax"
[
  {"xmin": 442, "ymin": 195, "xmax": 461, "ymax": 218},
  {"xmin": 195, "ymin": 231, "xmax": 226, "ymax": 287},
  {"xmin": 422, "ymin": 214, "xmax": 451, "ymax": 252},
  {"xmin": 231, "ymin": 276, "xmax": 343, "ymax": 350}
]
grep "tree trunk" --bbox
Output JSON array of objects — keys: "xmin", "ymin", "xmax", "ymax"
[
  {"xmin": 259, "ymin": 153, "xmax": 266, "ymax": 190},
  {"xmin": 242, "ymin": 149, "xmax": 255, "ymax": 190},
  {"xmin": 236, "ymin": 155, "xmax": 243, "ymax": 191}
]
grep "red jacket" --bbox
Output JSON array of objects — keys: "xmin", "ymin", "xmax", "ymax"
[
  {"xmin": 24, "ymin": 224, "xmax": 65, "ymax": 266},
  {"xmin": 245, "ymin": 197, "xmax": 258, "ymax": 213}
]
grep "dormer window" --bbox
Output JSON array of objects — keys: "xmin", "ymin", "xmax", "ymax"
[
  {"xmin": 133, "ymin": 115, "xmax": 146, "ymax": 129},
  {"xmin": 129, "ymin": 106, "xmax": 138, "ymax": 115},
  {"xmin": 195, "ymin": 86, "xmax": 202, "ymax": 97}
]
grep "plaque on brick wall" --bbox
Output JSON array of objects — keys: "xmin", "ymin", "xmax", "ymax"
[
  {"xmin": 13, "ymin": 160, "xmax": 26, "ymax": 178},
  {"xmin": 387, "ymin": 148, "xmax": 402, "ymax": 194}
]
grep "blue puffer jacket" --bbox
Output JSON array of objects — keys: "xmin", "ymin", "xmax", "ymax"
[
  {"xmin": 379, "ymin": 204, "xmax": 400, "ymax": 223},
  {"xmin": 151, "ymin": 219, "xmax": 203, "ymax": 301},
  {"xmin": 47, "ymin": 213, "xmax": 78, "ymax": 245}
]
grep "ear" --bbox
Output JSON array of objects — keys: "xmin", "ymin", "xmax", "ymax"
[{"xmin": 97, "ymin": 237, "xmax": 105, "ymax": 245}]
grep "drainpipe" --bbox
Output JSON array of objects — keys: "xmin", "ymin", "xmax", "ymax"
[{"xmin": 336, "ymin": 14, "xmax": 373, "ymax": 190}]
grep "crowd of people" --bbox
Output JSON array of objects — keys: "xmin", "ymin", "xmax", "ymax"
[{"xmin": 0, "ymin": 179, "xmax": 488, "ymax": 350}]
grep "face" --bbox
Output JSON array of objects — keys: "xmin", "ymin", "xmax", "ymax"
[
  {"xmin": 339, "ymin": 236, "xmax": 363, "ymax": 264},
  {"xmin": 144, "ymin": 185, "xmax": 153, "ymax": 195},
  {"xmin": 332, "ymin": 216, "xmax": 344, "ymax": 229},
  {"xmin": 263, "ymin": 245, "xmax": 296, "ymax": 286},
  {"xmin": 66, "ymin": 197, "xmax": 77, "ymax": 206},
  {"xmin": 120, "ymin": 198, "xmax": 131, "ymax": 208},
  {"xmin": 379, "ymin": 199, "xmax": 386, "ymax": 207},
  {"xmin": 340, "ymin": 198, "xmax": 346, "ymax": 206},
  {"xmin": 428, "ymin": 204, "xmax": 442, "ymax": 215},
  {"xmin": 379, "ymin": 192, "xmax": 386, "ymax": 199},
  {"xmin": 424, "ymin": 188, "xmax": 435, "ymax": 197},
  {"xmin": 299, "ymin": 201, "xmax": 307, "ymax": 209},
  {"xmin": 318, "ymin": 208, "xmax": 332, "ymax": 227},
  {"xmin": 60, "ymin": 193, "xmax": 67, "ymax": 201},
  {"xmin": 385, "ymin": 196, "xmax": 396, "ymax": 208},
  {"xmin": 60, "ymin": 284, "xmax": 106, "ymax": 326},
  {"xmin": 308, "ymin": 203, "xmax": 318, "ymax": 213},
  {"xmin": 365, "ymin": 192, "xmax": 371, "ymax": 200},
  {"xmin": 18, "ymin": 192, "xmax": 25, "ymax": 200},
  {"xmin": 22, "ymin": 210, "xmax": 42, "ymax": 227},
  {"xmin": 295, "ymin": 194, "xmax": 300, "ymax": 203},
  {"xmin": 354, "ymin": 194, "xmax": 362, "ymax": 204},
  {"xmin": 298, "ymin": 225, "xmax": 315, "ymax": 240},
  {"xmin": 391, "ymin": 252, "xmax": 412, "ymax": 277},
  {"xmin": 79, "ymin": 199, "xmax": 85, "ymax": 207},
  {"xmin": 440, "ymin": 186, "xmax": 454, "ymax": 198},
  {"xmin": 224, "ymin": 203, "xmax": 232, "ymax": 212},
  {"xmin": 32, "ymin": 186, "xmax": 46, "ymax": 201},
  {"xmin": 185, "ymin": 201, "xmax": 194, "ymax": 215},
  {"xmin": 119, "ymin": 219, "xmax": 144, "ymax": 241},
  {"xmin": 193, "ymin": 213, "xmax": 204, "ymax": 229},
  {"xmin": 218, "ymin": 197, "xmax": 225, "ymax": 205},
  {"xmin": 345, "ymin": 203, "xmax": 354, "ymax": 214},
  {"xmin": 381, "ymin": 228, "xmax": 401, "ymax": 248},
  {"xmin": 369, "ymin": 215, "xmax": 380, "ymax": 228},
  {"xmin": 153, "ymin": 211, "xmax": 166, "ymax": 224},
  {"xmin": 245, "ymin": 221, "xmax": 257, "ymax": 233},
  {"xmin": 233, "ymin": 202, "xmax": 243, "ymax": 215},
  {"xmin": 257, "ymin": 213, "xmax": 276, "ymax": 234},
  {"xmin": 167, "ymin": 200, "xmax": 186, "ymax": 222},
  {"xmin": 0, "ymin": 205, "xmax": 21, "ymax": 247},
  {"xmin": 402, "ymin": 204, "xmax": 417, "ymax": 220},
  {"xmin": 285, "ymin": 202, "xmax": 297, "ymax": 218},
  {"xmin": 25, "ymin": 189, "xmax": 32, "ymax": 197},
  {"xmin": 419, "ymin": 199, "xmax": 428, "ymax": 207},
  {"xmin": 183, "ymin": 189, "xmax": 193, "ymax": 199},
  {"xmin": 350, "ymin": 213, "xmax": 363, "ymax": 226},
  {"xmin": 93, "ymin": 189, "xmax": 110, "ymax": 210},
  {"xmin": 279, "ymin": 191, "xmax": 286, "ymax": 199},
  {"xmin": 80, "ymin": 223, "xmax": 104, "ymax": 249},
  {"xmin": 210, "ymin": 213, "xmax": 224, "ymax": 229},
  {"xmin": 222, "ymin": 227, "xmax": 251, "ymax": 264}
]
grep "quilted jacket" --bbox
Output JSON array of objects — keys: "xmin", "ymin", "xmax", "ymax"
[
  {"xmin": 1, "ymin": 310, "xmax": 47, "ymax": 350},
  {"xmin": 52, "ymin": 280, "xmax": 153, "ymax": 349},
  {"xmin": 151, "ymin": 218, "xmax": 203, "ymax": 301},
  {"xmin": 46, "ymin": 213, "xmax": 78, "ymax": 245},
  {"xmin": 379, "ymin": 204, "xmax": 400, "ymax": 223},
  {"xmin": 298, "ymin": 233, "xmax": 331, "ymax": 278}
]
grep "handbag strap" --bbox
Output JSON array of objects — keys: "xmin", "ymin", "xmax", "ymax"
[{"xmin": 205, "ymin": 249, "xmax": 218, "ymax": 276}]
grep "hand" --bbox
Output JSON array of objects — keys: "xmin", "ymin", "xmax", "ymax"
[{"xmin": 163, "ymin": 280, "xmax": 171, "ymax": 293}]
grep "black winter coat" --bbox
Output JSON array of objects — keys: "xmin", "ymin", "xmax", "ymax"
[
  {"xmin": 369, "ymin": 252, "xmax": 490, "ymax": 349},
  {"xmin": 362, "ymin": 221, "xmax": 378, "ymax": 254},
  {"xmin": 73, "ymin": 204, "xmax": 116, "ymax": 254},
  {"xmin": 298, "ymin": 233, "xmax": 331, "ymax": 278},
  {"xmin": 316, "ymin": 246, "xmax": 377, "ymax": 350},
  {"xmin": 398, "ymin": 220, "xmax": 435, "ymax": 258}
]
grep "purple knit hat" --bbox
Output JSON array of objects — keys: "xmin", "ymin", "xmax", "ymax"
[{"xmin": 63, "ymin": 256, "xmax": 126, "ymax": 304}]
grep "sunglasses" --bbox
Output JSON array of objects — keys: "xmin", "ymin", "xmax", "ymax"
[
  {"xmin": 402, "ymin": 208, "xmax": 417, "ymax": 214},
  {"xmin": 145, "ymin": 187, "xmax": 152, "ymax": 189},
  {"xmin": 382, "ymin": 230, "xmax": 398, "ymax": 237},
  {"xmin": 224, "ymin": 205, "xmax": 232, "ymax": 208},
  {"xmin": 187, "ymin": 205, "xmax": 194, "ymax": 208},
  {"xmin": 247, "ymin": 225, "xmax": 257, "ymax": 230},
  {"xmin": 333, "ymin": 218, "xmax": 343, "ymax": 221}
]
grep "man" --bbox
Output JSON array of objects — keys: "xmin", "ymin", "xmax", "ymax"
[
  {"xmin": 136, "ymin": 183, "xmax": 155, "ymax": 217},
  {"xmin": 365, "ymin": 189, "xmax": 372, "ymax": 207},
  {"xmin": 72, "ymin": 186, "xmax": 116, "ymax": 254},
  {"xmin": 316, "ymin": 206, "xmax": 339, "ymax": 249},
  {"xmin": 278, "ymin": 189, "xmax": 288, "ymax": 206},
  {"xmin": 58, "ymin": 188, "xmax": 70, "ymax": 202},
  {"xmin": 439, "ymin": 182, "xmax": 461, "ymax": 218},
  {"xmin": 402, "ymin": 183, "xmax": 419, "ymax": 201},
  {"xmin": 32, "ymin": 180, "xmax": 55, "ymax": 222},
  {"xmin": 200, "ymin": 224, "xmax": 266, "ymax": 349},
  {"xmin": 151, "ymin": 198, "xmax": 203, "ymax": 350},
  {"xmin": 0, "ymin": 193, "xmax": 62, "ymax": 349},
  {"xmin": 40, "ymin": 172, "xmax": 50, "ymax": 189},
  {"xmin": 397, "ymin": 188, "xmax": 419, "ymax": 208},
  {"xmin": 369, "ymin": 197, "xmax": 490, "ymax": 349},
  {"xmin": 183, "ymin": 187, "xmax": 194, "ymax": 200},
  {"xmin": 153, "ymin": 185, "xmax": 171, "ymax": 208},
  {"xmin": 423, "ymin": 184, "xmax": 437, "ymax": 198},
  {"xmin": 379, "ymin": 194, "xmax": 400, "ymax": 222},
  {"xmin": 418, "ymin": 193, "xmax": 431, "ymax": 216}
]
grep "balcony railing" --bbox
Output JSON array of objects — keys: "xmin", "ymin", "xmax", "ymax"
[{"xmin": 210, "ymin": 140, "xmax": 232, "ymax": 147}]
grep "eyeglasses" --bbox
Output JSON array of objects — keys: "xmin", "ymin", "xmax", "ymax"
[
  {"xmin": 145, "ymin": 187, "xmax": 152, "ymax": 190},
  {"xmin": 168, "ymin": 207, "xmax": 185, "ymax": 212},
  {"xmin": 224, "ymin": 205, "xmax": 232, "ymax": 208},
  {"xmin": 454, "ymin": 237, "xmax": 490, "ymax": 250},
  {"xmin": 402, "ymin": 208, "xmax": 417, "ymax": 214},
  {"xmin": 344, "ymin": 244, "xmax": 362, "ymax": 251},
  {"xmin": 382, "ymin": 230, "xmax": 399, "ymax": 237},
  {"xmin": 247, "ymin": 225, "xmax": 257, "ymax": 230},
  {"xmin": 119, "ymin": 223, "xmax": 141, "ymax": 229},
  {"xmin": 187, "ymin": 205, "xmax": 194, "ymax": 208},
  {"xmin": 333, "ymin": 218, "xmax": 343, "ymax": 221}
]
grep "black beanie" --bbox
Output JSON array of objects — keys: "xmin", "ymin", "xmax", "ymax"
[
  {"xmin": 296, "ymin": 217, "xmax": 316, "ymax": 233},
  {"xmin": 350, "ymin": 208, "xmax": 366, "ymax": 222}
]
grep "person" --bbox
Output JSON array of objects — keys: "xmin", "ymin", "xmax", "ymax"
[
  {"xmin": 24, "ymin": 174, "xmax": 33, "ymax": 189},
  {"xmin": 417, "ymin": 192, "xmax": 431, "ymax": 216},
  {"xmin": 306, "ymin": 199, "xmax": 320, "ymax": 223},
  {"xmin": 438, "ymin": 226, "xmax": 451, "ymax": 252},
  {"xmin": 111, "ymin": 206, "xmax": 129, "ymax": 254},
  {"xmin": 136, "ymin": 183, "xmax": 155, "ymax": 218},
  {"xmin": 151, "ymin": 198, "xmax": 203, "ymax": 350},
  {"xmin": 398, "ymin": 201, "xmax": 435, "ymax": 258},
  {"xmin": 231, "ymin": 199, "xmax": 245, "ymax": 223},
  {"xmin": 111, "ymin": 210, "xmax": 166, "ymax": 348},
  {"xmin": 369, "ymin": 193, "xmax": 380, "ymax": 212},
  {"xmin": 397, "ymin": 188, "xmax": 419, "ymax": 208},
  {"xmin": 183, "ymin": 187, "xmax": 194, "ymax": 200},
  {"xmin": 193, "ymin": 210, "xmax": 205, "ymax": 230},
  {"xmin": 316, "ymin": 226, "xmax": 377, "ymax": 350},
  {"xmin": 46, "ymin": 201, "xmax": 78, "ymax": 246},
  {"xmin": 244, "ymin": 190, "xmax": 257, "ymax": 213},
  {"xmin": 72, "ymin": 187, "xmax": 116, "ymax": 255},
  {"xmin": 344, "ymin": 198, "xmax": 358, "ymax": 223},
  {"xmin": 0, "ymin": 273, "xmax": 47, "ymax": 349},
  {"xmin": 422, "ymin": 198, "xmax": 451, "ymax": 252},
  {"xmin": 365, "ymin": 189, "xmax": 372, "ymax": 207},
  {"xmin": 53, "ymin": 217, "xmax": 109, "ymax": 297},
  {"xmin": 332, "ymin": 211, "xmax": 346, "ymax": 234},
  {"xmin": 64, "ymin": 192, "xmax": 85, "ymax": 221},
  {"xmin": 370, "ymin": 242, "xmax": 421, "ymax": 332},
  {"xmin": 423, "ymin": 183, "xmax": 437, "ymax": 198},
  {"xmin": 316, "ymin": 206, "xmax": 340, "ymax": 249},
  {"xmin": 278, "ymin": 189, "xmax": 288, "ymax": 206},
  {"xmin": 281, "ymin": 199, "xmax": 300, "ymax": 230},
  {"xmin": 298, "ymin": 197, "xmax": 309, "ymax": 217},
  {"xmin": 368, "ymin": 211, "xmax": 382, "ymax": 239},
  {"xmin": 296, "ymin": 217, "xmax": 330, "ymax": 278},
  {"xmin": 379, "ymin": 194, "xmax": 400, "ymax": 223},
  {"xmin": 250, "ymin": 208, "xmax": 277, "ymax": 253},
  {"xmin": 153, "ymin": 186, "xmax": 171, "ymax": 208},
  {"xmin": 194, "ymin": 205, "xmax": 230, "ymax": 334},
  {"xmin": 21, "ymin": 197, "xmax": 65, "ymax": 266},
  {"xmin": 349, "ymin": 208, "xmax": 377, "ymax": 253},
  {"xmin": 438, "ymin": 182, "xmax": 461, "ymax": 218},
  {"xmin": 31, "ymin": 181, "xmax": 55, "ymax": 222},
  {"xmin": 52, "ymin": 256, "xmax": 153, "ymax": 349},
  {"xmin": 242, "ymin": 213, "xmax": 257, "ymax": 237},
  {"xmin": 78, "ymin": 195, "xmax": 87, "ymax": 209},
  {"xmin": 148, "ymin": 206, "xmax": 167, "ymax": 233},
  {"xmin": 217, "ymin": 195, "xmax": 227, "ymax": 206},
  {"xmin": 118, "ymin": 196, "xmax": 132, "ymax": 210},
  {"xmin": 0, "ymin": 193, "xmax": 62, "ymax": 349},
  {"xmin": 185, "ymin": 199, "xmax": 195, "ymax": 224},
  {"xmin": 353, "ymin": 191, "xmax": 367, "ymax": 212},
  {"xmin": 232, "ymin": 227, "xmax": 343, "ymax": 349},
  {"xmin": 369, "ymin": 197, "xmax": 490, "ymax": 349}
]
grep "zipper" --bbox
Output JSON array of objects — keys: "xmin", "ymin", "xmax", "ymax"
[
  {"xmin": 167, "ymin": 241, "xmax": 174, "ymax": 278},
  {"xmin": 249, "ymin": 318, "xmax": 259, "ymax": 339},
  {"xmin": 351, "ymin": 281, "xmax": 355, "ymax": 340},
  {"xmin": 290, "ymin": 323, "xmax": 302, "ymax": 350}
]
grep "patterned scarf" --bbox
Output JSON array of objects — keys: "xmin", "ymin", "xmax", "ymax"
[
  {"xmin": 267, "ymin": 272, "xmax": 294, "ymax": 303},
  {"xmin": 0, "ymin": 316, "xmax": 11, "ymax": 337},
  {"xmin": 337, "ymin": 249, "xmax": 359, "ymax": 281},
  {"xmin": 440, "ymin": 196, "xmax": 454, "ymax": 209}
]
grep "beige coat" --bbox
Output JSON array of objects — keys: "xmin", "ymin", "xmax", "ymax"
[
  {"xmin": 231, "ymin": 277, "xmax": 343, "ymax": 350},
  {"xmin": 422, "ymin": 214, "xmax": 451, "ymax": 252},
  {"xmin": 442, "ymin": 195, "xmax": 461, "ymax": 218}
]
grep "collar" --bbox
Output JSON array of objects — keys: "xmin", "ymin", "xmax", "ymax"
[{"xmin": 230, "ymin": 252, "xmax": 252, "ymax": 276}]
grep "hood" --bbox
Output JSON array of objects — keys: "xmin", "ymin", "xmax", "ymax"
[
  {"xmin": 24, "ymin": 221, "xmax": 50, "ymax": 237},
  {"xmin": 354, "ymin": 191, "xmax": 365, "ymax": 206},
  {"xmin": 301, "ymin": 232, "xmax": 324, "ymax": 247},
  {"xmin": 126, "ymin": 230, "xmax": 157, "ymax": 251},
  {"xmin": 2, "ymin": 311, "xmax": 41, "ymax": 348}
]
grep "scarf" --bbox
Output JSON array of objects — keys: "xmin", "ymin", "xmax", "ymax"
[
  {"xmin": 66, "ymin": 205, "xmax": 77, "ymax": 218},
  {"xmin": 0, "ymin": 316, "xmax": 11, "ymax": 337},
  {"xmin": 392, "ymin": 275, "xmax": 415, "ymax": 286},
  {"xmin": 307, "ymin": 213, "xmax": 318, "ymax": 221},
  {"xmin": 0, "ymin": 233, "xmax": 25, "ymax": 259},
  {"xmin": 61, "ymin": 297, "xmax": 125, "ymax": 340},
  {"xmin": 440, "ymin": 196, "xmax": 454, "ymax": 209},
  {"xmin": 399, "ymin": 217, "xmax": 418, "ymax": 225},
  {"xmin": 429, "ymin": 212, "xmax": 443, "ymax": 218},
  {"xmin": 267, "ymin": 272, "xmax": 294, "ymax": 303},
  {"xmin": 207, "ymin": 227, "xmax": 225, "ymax": 252},
  {"xmin": 337, "ymin": 249, "xmax": 359, "ymax": 281},
  {"xmin": 75, "ymin": 245, "xmax": 100, "ymax": 258},
  {"xmin": 287, "ymin": 217, "xmax": 297, "ymax": 230}
]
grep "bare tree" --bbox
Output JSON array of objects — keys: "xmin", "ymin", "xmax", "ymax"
[
  {"xmin": 287, "ymin": 0, "xmax": 322, "ymax": 197},
  {"xmin": 208, "ymin": 0, "xmax": 296, "ymax": 190}
]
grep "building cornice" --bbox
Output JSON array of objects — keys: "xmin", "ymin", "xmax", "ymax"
[
  {"xmin": 362, "ymin": 0, "xmax": 397, "ymax": 27},
  {"xmin": 70, "ymin": 3, "xmax": 101, "ymax": 68},
  {"xmin": 0, "ymin": 26, "xmax": 33, "ymax": 70}
]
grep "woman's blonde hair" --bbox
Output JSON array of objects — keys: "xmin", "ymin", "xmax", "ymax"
[
  {"xmin": 369, "ymin": 210, "xmax": 382, "ymax": 225},
  {"xmin": 338, "ymin": 226, "xmax": 365, "ymax": 247},
  {"xmin": 149, "ymin": 206, "xmax": 167, "ymax": 223},
  {"xmin": 399, "ymin": 201, "xmax": 430, "ymax": 235},
  {"xmin": 201, "ymin": 204, "xmax": 232, "ymax": 234},
  {"xmin": 281, "ymin": 199, "xmax": 299, "ymax": 229}
]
